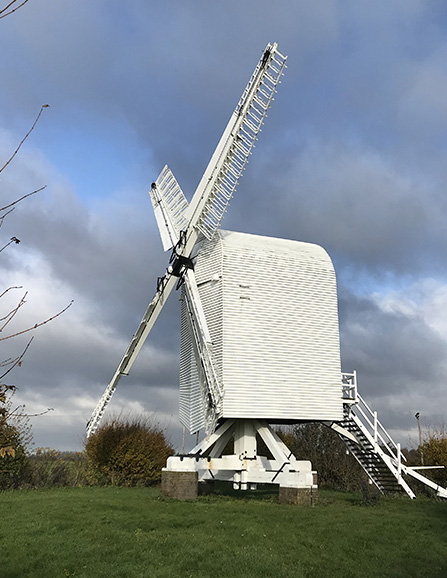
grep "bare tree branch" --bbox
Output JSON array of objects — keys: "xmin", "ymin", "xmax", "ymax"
[
  {"xmin": 0, "ymin": 337, "xmax": 33, "ymax": 380},
  {"xmin": 0, "ymin": 186, "xmax": 46, "ymax": 234},
  {"xmin": 0, "ymin": 236, "xmax": 21, "ymax": 254},
  {"xmin": 0, "ymin": 290, "xmax": 27, "ymax": 329},
  {"xmin": 0, "ymin": 0, "xmax": 19, "ymax": 13},
  {"xmin": 0, "ymin": 383, "xmax": 16, "ymax": 392},
  {"xmin": 0, "ymin": 107, "xmax": 48, "ymax": 237},
  {"xmin": 0, "ymin": 186, "xmax": 46, "ymax": 213},
  {"xmin": 0, "ymin": 300, "xmax": 74, "ymax": 342},
  {"xmin": 0, "ymin": 286, "xmax": 23, "ymax": 300},
  {"xmin": 0, "ymin": 207, "xmax": 14, "ymax": 228},
  {"xmin": 0, "ymin": 105, "xmax": 49, "ymax": 173},
  {"xmin": 8, "ymin": 404, "xmax": 53, "ymax": 418},
  {"xmin": 0, "ymin": 0, "xmax": 29, "ymax": 19}
]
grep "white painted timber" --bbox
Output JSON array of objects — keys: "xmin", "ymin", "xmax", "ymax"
[
  {"xmin": 150, "ymin": 165, "xmax": 189, "ymax": 251},
  {"xmin": 179, "ymin": 230, "xmax": 343, "ymax": 431}
]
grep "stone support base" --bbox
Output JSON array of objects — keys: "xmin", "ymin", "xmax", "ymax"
[
  {"xmin": 161, "ymin": 470, "xmax": 198, "ymax": 500},
  {"xmin": 161, "ymin": 421, "xmax": 318, "ymax": 502},
  {"xmin": 279, "ymin": 486, "xmax": 318, "ymax": 506}
]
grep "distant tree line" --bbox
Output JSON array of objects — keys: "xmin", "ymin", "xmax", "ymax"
[
  {"xmin": 1, "ymin": 414, "xmax": 446, "ymax": 492},
  {"xmin": 0, "ymin": 415, "xmax": 174, "ymax": 490}
]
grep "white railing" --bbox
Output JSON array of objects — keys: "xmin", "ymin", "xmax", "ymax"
[
  {"xmin": 342, "ymin": 371, "xmax": 405, "ymax": 463},
  {"xmin": 342, "ymin": 371, "xmax": 358, "ymax": 403},
  {"xmin": 352, "ymin": 392, "xmax": 406, "ymax": 463},
  {"xmin": 356, "ymin": 393, "xmax": 405, "ymax": 461}
]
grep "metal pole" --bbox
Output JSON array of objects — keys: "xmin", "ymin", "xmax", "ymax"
[{"xmin": 415, "ymin": 412, "xmax": 424, "ymax": 465}]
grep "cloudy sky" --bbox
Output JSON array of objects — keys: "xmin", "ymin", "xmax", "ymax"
[{"xmin": 1, "ymin": 0, "xmax": 446, "ymax": 452}]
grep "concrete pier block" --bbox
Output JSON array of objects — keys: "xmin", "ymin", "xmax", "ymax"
[
  {"xmin": 279, "ymin": 486, "xmax": 318, "ymax": 506},
  {"xmin": 161, "ymin": 470, "xmax": 198, "ymax": 500}
]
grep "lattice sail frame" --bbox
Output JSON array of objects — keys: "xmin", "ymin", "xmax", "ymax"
[
  {"xmin": 188, "ymin": 43, "xmax": 287, "ymax": 241},
  {"xmin": 150, "ymin": 166, "xmax": 189, "ymax": 251}
]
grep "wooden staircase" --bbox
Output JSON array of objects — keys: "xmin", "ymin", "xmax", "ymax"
[
  {"xmin": 332, "ymin": 372, "xmax": 447, "ymax": 499},
  {"xmin": 337, "ymin": 410, "xmax": 408, "ymax": 495}
]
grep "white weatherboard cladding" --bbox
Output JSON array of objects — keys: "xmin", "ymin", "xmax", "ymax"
[
  {"xmin": 179, "ymin": 230, "xmax": 343, "ymax": 430},
  {"xmin": 179, "ymin": 298, "xmax": 204, "ymax": 432}
]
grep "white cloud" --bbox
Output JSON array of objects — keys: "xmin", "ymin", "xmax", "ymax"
[{"xmin": 374, "ymin": 278, "xmax": 447, "ymax": 340}]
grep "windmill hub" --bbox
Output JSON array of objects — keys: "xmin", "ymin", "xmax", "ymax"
[{"xmin": 168, "ymin": 254, "xmax": 193, "ymax": 278}]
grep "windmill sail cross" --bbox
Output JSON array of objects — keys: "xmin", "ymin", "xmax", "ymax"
[{"xmin": 87, "ymin": 42, "xmax": 287, "ymax": 438}]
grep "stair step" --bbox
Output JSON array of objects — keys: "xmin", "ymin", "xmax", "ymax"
[{"xmin": 336, "ymin": 410, "xmax": 411, "ymax": 497}]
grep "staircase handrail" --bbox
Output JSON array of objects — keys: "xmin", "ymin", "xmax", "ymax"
[
  {"xmin": 353, "ymin": 393, "xmax": 407, "ymax": 463},
  {"xmin": 402, "ymin": 465, "xmax": 447, "ymax": 499},
  {"xmin": 342, "ymin": 371, "xmax": 358, "ymax": 403}
]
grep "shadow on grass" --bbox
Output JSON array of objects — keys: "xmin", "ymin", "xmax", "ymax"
[
  {"xmin": 203, "ymin": 481, "xmax": 279, "ymax": 501},
  {"xmin": 181, "ymin": 480, "xmax": 376, "ymax": 507}
]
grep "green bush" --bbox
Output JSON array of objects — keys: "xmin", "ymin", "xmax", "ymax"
[
  {"xmin": 0, "ymin": 421, "xmax": 28, "ymax": 489},
  {"xmin": 419, "ymin": 426, "xmax": 447, "ymax": 487},
  {"xmin": 85, "ymin": 416, "xmax": 174, "ymax": 486},
  {"xmin": 0, "ymin": 398, "xmax": 32, "ymax": 490}
]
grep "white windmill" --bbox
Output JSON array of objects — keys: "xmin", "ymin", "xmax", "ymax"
[{"xmin": 88, "ymin": 43, "xmax": 447, "ymax": 502}]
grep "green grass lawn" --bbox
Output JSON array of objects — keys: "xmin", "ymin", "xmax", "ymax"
[{"xmin": 1, "ymin": 486, "xmax": 446, "ymax": 578}]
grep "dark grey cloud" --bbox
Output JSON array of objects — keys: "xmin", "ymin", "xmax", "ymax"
[
  {"xmin": 338, "ymin": 288, "xmax": 447, "ymax": 439},
  {"xmin": 339, "ymin": 290, "xmax": 447, "ymax": 390},
  {"xmin": 223, "ymin": 142, "xmax": 447, "ymax": 278}
]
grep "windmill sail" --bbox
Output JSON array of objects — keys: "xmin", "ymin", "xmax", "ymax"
[
  {"xmin": 86, "ymin": 272, "xmax": 178, "ymax": 437},
  {"xmin": 182, "ymin": 269, "xmax": 224, "ymax": 433},
  {"xmin": 186, "ymin": 42, "xmax": 287, "ymax": 239},
  {"xmin": 149, "ymin": 165, "xmax": 189, "ymax": 251}
]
